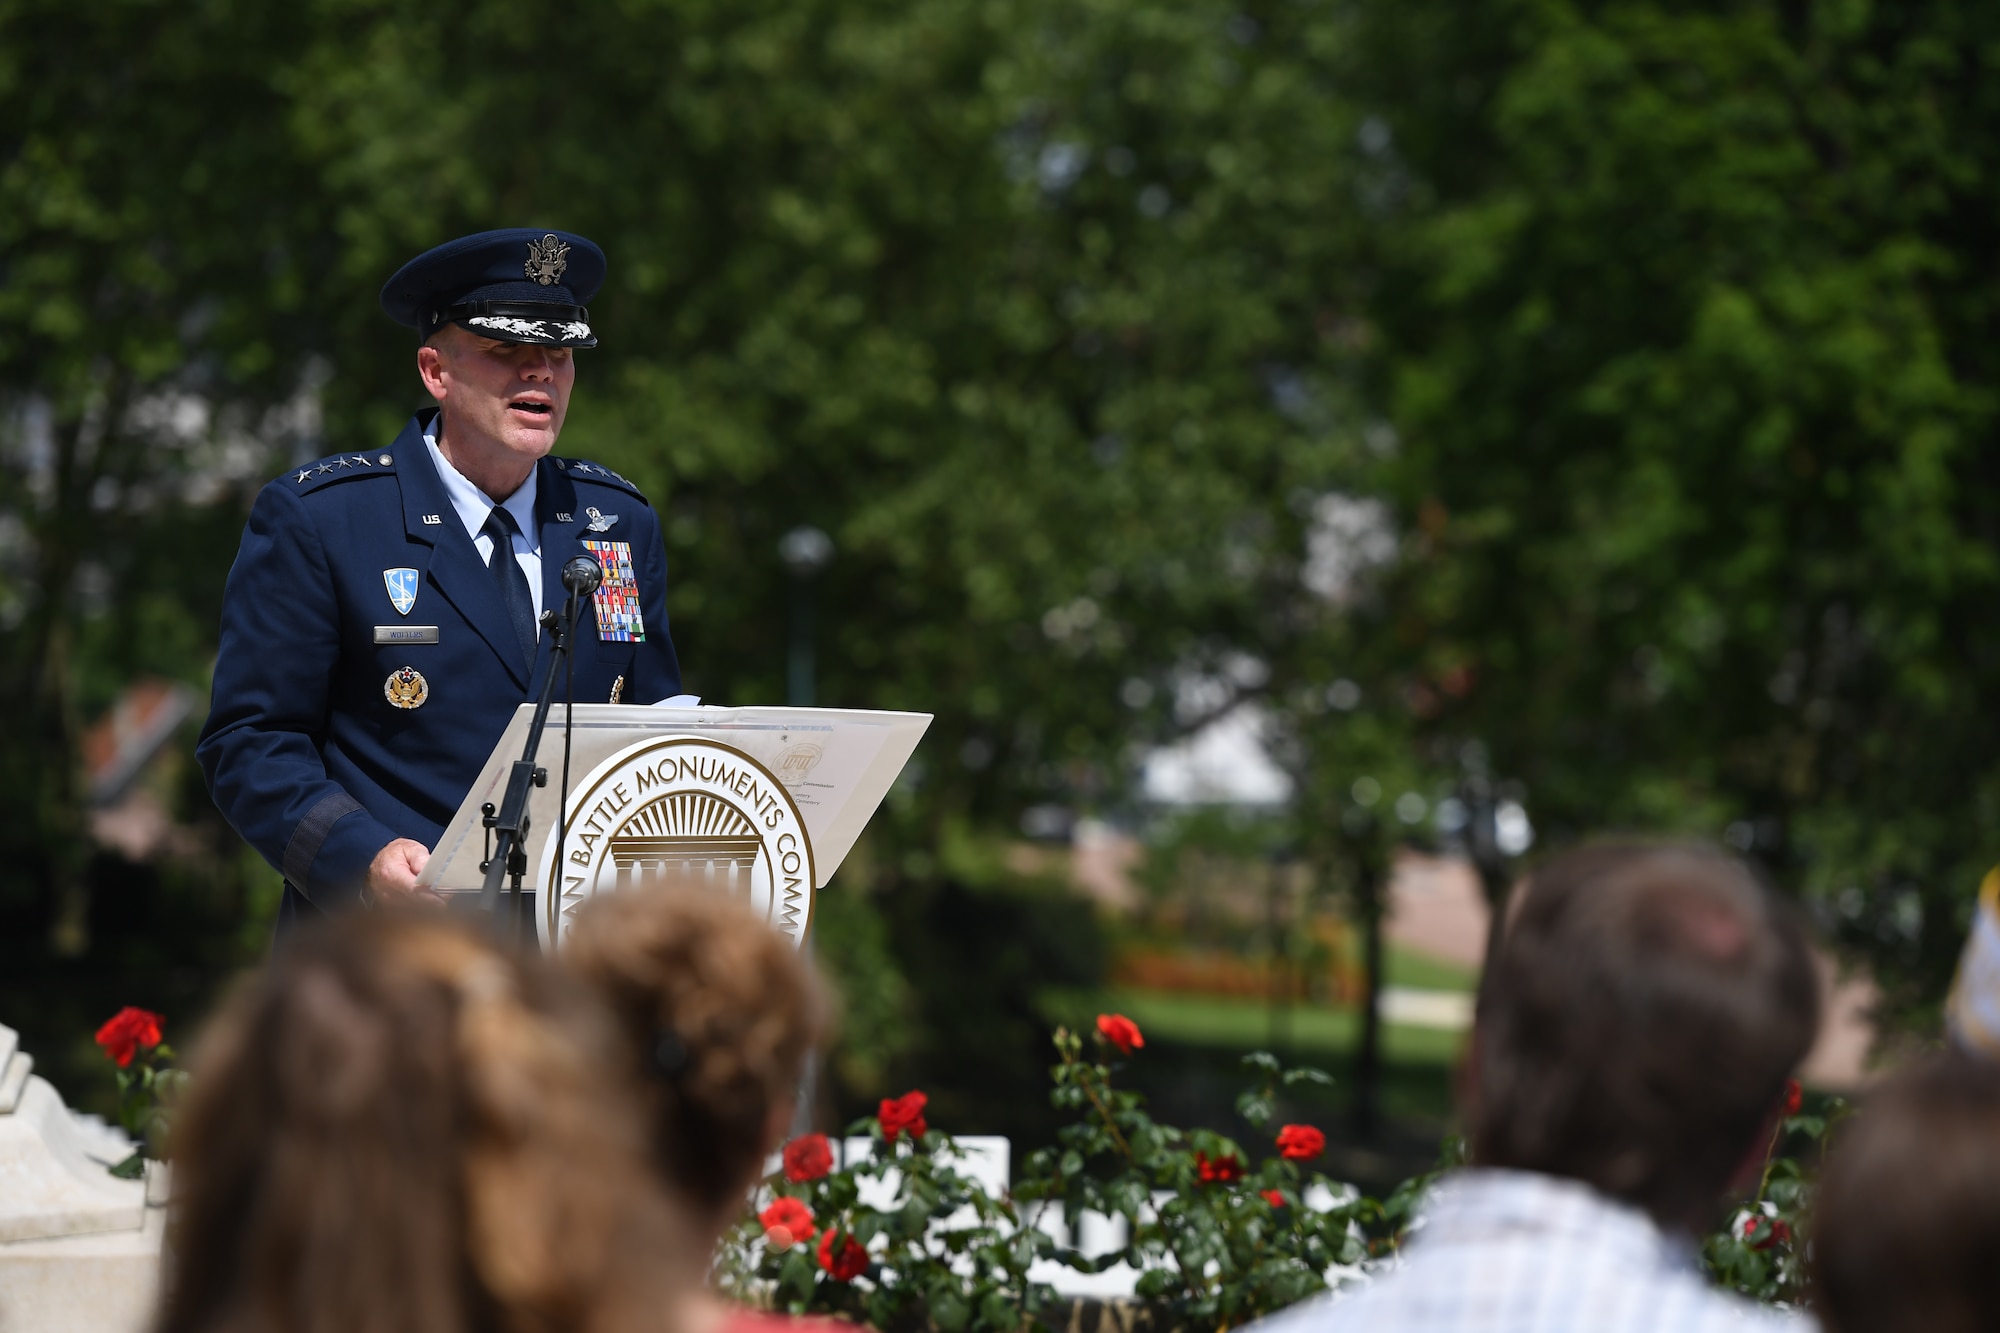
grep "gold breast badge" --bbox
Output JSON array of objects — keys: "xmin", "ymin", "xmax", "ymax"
[
  {"xmin": 384, "ymin": 666, "xmax": 430, "ymax": 709},
  {"xmin": 608, "ymin": 674, "xmax": 625, "ymax": 705}
]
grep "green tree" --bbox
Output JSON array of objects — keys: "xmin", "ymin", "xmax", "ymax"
[
  {"xmin": 1339, "ymin": 0, "xmax": 2000, "ymax": 1011},
  {"xmin": 0, "ymin": 0, "xmax": 324, "ymax": 951}
]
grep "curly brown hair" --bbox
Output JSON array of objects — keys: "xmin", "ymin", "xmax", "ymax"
[
  {"xmin": 560, "ymin": 887, "xmax": 828, "ymax": 1218},
  {"xmin": 155, "ymin": 912, "xmax": 688, "ymax": 1333}
]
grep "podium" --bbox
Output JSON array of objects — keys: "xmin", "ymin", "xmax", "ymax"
[{"xmin": 417, "ymin": 704, "xmax": 931, "ymax": 951}]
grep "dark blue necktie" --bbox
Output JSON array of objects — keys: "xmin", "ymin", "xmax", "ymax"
[{"xmin": 481, "ymin": 506, "xmax": 538, "ymax": 666}]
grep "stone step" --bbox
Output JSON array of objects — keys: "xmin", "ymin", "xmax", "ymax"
[
  {"xmin": 0, "ymin": 1077, "xmax": 146, "ymax": 1244},
  {"xmin": 0, "ymin": 1051, "xmax": 33, "ymax": 1115}
]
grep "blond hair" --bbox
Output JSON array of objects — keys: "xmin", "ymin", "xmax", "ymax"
[{"xmin": 158, "ymin": 913, "xmax": 687, "ymax": 1333}]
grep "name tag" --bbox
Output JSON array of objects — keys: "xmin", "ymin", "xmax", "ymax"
[{"xmin": 374, "ymin": 625, "xmax": 440, "ymax": 644}]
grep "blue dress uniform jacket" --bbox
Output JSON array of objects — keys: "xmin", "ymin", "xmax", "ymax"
[{"xmin": 197, "ymin": 408, "xmax": 681, "ymax": 930}]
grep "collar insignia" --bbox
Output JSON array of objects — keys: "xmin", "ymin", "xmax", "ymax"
[{"xmin": 524, "ymin": 233, "xmax": 570, "ymax": 286}]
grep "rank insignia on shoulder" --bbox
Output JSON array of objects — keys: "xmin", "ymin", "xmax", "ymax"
[
  {"xmin": 555, "ymin": 457, "xmax": 648, "ymax": 501},
  {"xmin": 383, "ymin": 568, "xmax": 419, "ymax": 616},
  {"xmin": 582, "ymin": 539, "xmax": 645, "ymax": 643},
  {"xmin": 384, "ymin": 666, "xmax": 430, "ymax": 709},
  {"xmin": 290, "ymin": 453, "xmax": 394, "ymax": 491},
  {"xmin": 585, "ymin": 506, "xmax": 619, "ymax": 533}
]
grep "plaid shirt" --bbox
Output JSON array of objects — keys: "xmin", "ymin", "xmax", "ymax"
[{"xmin": 1253, "ymin": 1169, "xmax": 1811, "ymax": 1333}]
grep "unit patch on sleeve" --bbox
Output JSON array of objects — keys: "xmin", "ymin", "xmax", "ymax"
[{"xmin": 583, "ymin": 539, "xmax": 646, "ymax": 643}]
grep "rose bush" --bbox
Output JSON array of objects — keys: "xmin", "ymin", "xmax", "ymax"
[
  {"xmin": 717, "ymin": 1082, "xmax": 1042, "ymax": 1332},
  {"xmin": 719, "ymin": 1014, "xmax": 1433, "ymax": 1332},
  {"xmin": 1702, "ymin": 1084, "xmax": 1845, "ymax": 1305},
  {"xmin": 92, "ymin": 1006, "xmax": 183, "ymax": 1178},
  {"xmin": 714, "ymin": 1009, "xmax": 1842, "ymax": 1328}
]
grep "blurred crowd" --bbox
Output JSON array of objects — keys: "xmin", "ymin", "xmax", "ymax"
[{"xmin": 149, "ymin": 845, "xmax": 2000, "ymax": 1333}]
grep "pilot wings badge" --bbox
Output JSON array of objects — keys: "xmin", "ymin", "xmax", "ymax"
[
  {"xmin": 524, "ymin": 234, "xmax": 569, "ymax": 286},
  {"xmin": 383, "ymin": 567, "xmax": 419, "ymax": 616},
  {"xmin": 585, "ymin": 506, "xmax": 619, "ymax": 533}
]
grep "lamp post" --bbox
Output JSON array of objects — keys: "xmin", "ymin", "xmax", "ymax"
[
  {"xmin": 778, "ymin": 525, "xmax": 833, "ymax": 1137},
  {"xmin": 779, "ymin": 525, "xmax": 834, "ymax": 706}
]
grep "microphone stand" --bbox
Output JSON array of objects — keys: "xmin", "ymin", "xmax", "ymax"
[{"xmin": 479, "ymin": 558, "xmax": 600, "ymax": 945}]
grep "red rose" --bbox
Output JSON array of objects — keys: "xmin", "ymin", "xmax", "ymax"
[
  {"xmin": 1096, "ymin": 1013, "xmax": 1145, "ymax": 1055},
  {"xmin": 1743, "ymin": 1215, "xmax": 1792, "ymax": 1251},
  {"xmin": 817, "ymin": 1229, "xmax": 868, "ymax": 1281},
  {"xmin": 760, "ymin": 1197, "xmax": 817, "ymax": 1248},
  {"xmin": 783, "ymin": 1133, "xmax": 834, "ymax": 1182},
  {"xmin": 1782, "ymin": 1078, "xmax": 1803, "ymax": 1117},
  {"xmin": 1275, "ymin": 1124, "xmax": 1325, "ymax": 1161},
  {"xmin": 94, "ymin": 1007, "xmax": 164, "ymax": 1069},
  {"xmin": 1261, "ymin": 1189, "xmax": 1287, "ymax": 1208},
  {"xmin": 879, "ymin": 1091, "xmax": 928, "ymax": 1141},
  {"xmin": 1195, "ymin": 1150, "xmax": 1243, "ymax": 1184}
]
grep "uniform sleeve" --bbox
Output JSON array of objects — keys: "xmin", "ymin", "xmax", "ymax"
[
  {"xmin": 630, "ymin": 506, "xmax": 683, "ymax": 703},
  {"xmin": 196, "ymin": 482, "xmax": 399, "ymax": 904}
]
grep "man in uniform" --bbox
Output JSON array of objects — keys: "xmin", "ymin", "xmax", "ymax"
[{"xmin": 198, "ymin": 228, "xmax": 682, "ymax": 934}]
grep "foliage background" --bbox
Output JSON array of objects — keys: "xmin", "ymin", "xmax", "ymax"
[{"xmin": 4, "ymin": 0, "xmax": 1996, "ymax": 1150}]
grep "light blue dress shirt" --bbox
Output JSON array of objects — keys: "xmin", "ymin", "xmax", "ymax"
[{"xmin": 423, "ymin": 425, "xmax": 542, "ymax": 620}]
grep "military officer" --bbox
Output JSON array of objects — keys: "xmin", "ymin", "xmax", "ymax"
[{"xmin": 198, "ymin": 228, "xmax": 682, "ymax": 934}]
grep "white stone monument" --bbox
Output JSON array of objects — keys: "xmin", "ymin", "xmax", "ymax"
[{"xmin": 0, "ymin": 1022, "xmax": 164, "ymax": 1333}]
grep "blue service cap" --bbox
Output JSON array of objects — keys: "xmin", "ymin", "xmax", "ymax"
[{"xmin": 380, "ymin": 228, "xmax": 605, "ymax": 348}]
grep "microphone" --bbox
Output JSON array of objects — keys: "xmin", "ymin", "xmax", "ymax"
[{"xmin": 561, "ymin": 555, "xmax": 603, "ymax": 596}]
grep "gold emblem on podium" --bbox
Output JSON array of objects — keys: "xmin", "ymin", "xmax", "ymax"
[
  {"xmin": 538, "ymin": 737, "xmax": 814, "ymax": 952},
  {"xmin": 383, "ymin": 666, "xmax": 429, "ymax": 709}
]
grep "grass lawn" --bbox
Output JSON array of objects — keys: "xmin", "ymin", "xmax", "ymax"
[
  {"xmin": 1383, "ymin": 943, "xmax": 1479, "ymax": 994},
  {"xmin": 1080, "ymin": 986, "xmax": 1468, "ymax": 1068}
]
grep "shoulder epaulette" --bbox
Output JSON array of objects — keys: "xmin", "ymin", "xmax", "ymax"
[
  {"xmin": 283, "ymin": 451, "xmax": 398, "ymax": 495},
  {"xmin": 553, "ymin": 456, "xmax": 650, "ymax": 504}
]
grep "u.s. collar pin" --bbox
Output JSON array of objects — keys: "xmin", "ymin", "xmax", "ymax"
[{"xmin": 585, "ymin": 506, "xmax": 619, "ymax": 533}]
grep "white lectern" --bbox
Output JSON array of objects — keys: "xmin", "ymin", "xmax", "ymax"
[{"xmin": 417, "ymin": 704, "xmax": 931, "ymax": 951}]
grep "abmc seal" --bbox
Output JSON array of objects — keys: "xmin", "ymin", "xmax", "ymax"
[{"xmin": 537, "ymin": 737, "xmax": 814, "ymax": 952}]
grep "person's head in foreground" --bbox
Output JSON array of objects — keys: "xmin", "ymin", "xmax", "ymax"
[
  {"xmin": 1470, "ymin": 840, "xmax": 1821, "ymax": 1231},
  {"xmin": 1812, "ymin": 1053, "xmax": 2000, "ymax": 1333},
  {"xmin": 156, "ymin": 912, "xmax": 685, "ymax": 1333},
  {"xmin": 562, "ymin": 886, "xmax": 828, "ymax": 1325},
  {"xmin": 1258, "ymin": 841, "xmax": 1821, "ymax": 1333}
]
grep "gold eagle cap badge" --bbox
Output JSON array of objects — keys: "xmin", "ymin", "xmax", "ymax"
[
  {"xmin": 384, "ymin": 666, "xmax": 430, "ymax": 709},
  {"xmin": 524, "ymin": 233, "xmax": 570, "ymax": 286}
]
